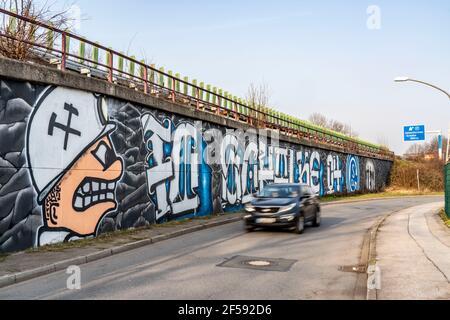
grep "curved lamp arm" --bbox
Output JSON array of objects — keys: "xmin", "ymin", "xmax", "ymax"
[{"xmin": 403, "ymin": 78, "xmax": 450, "ymax": 100}]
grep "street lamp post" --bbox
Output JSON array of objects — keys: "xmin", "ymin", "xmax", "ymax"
[
  {"xmin": 394, "ymin": 76, "xmax": 450, "ymax": 162},
  {"xmin": 394, "ymin": 77, "xmax": 450, "ymax": 100}
]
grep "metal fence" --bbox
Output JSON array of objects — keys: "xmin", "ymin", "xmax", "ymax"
[
  {"xmin": 445, "ymin": 163, "xmax": 450, "ymax": 218},
  {"xmin": 0, "ymin": 8, "xmax": 395, "ymax": 160}
]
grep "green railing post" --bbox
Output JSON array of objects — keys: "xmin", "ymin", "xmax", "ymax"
[
  {"xmin": 93, "ymin": 43, "xmax": 99, "ymax": 68},
  {"xmin": 212, "ymin": 87, "xmax": 217, "ymax": 105},
  {"xmin": 218, "ymin": 89, "xmax": 223, "ymax": 108},
  {"xmin": 106, "ymin": 47, "xmax": 114, "ymax": 82},
  {"xmin": 129, "ymin": 56, "xmax": 136, "ymax": 78},
  {"xmin": 233, "ymin": 96, "xmax": 238, "ymax": 114},
  {"xmin": 206, "ymin": 84, "xmax": 211, "ymax": 103},
  {"xmin": 238, "ymin": 98, "xmax": 243, "ymax": 115},
  {"xmin": 183, "ymin": 76, "xmax": 189, "ymax": 95},
  {"xmin": 79, "ymin": 39, "xmax": 85, "ymax": 64},
  {"xmin": 175, "ymin": 73, "xmax": 181, "ymax": 92},
  {"xmin": 159, "ymin": 67, "xmax": 165, "ymax": 87},
  {"xmin": 46, "ymin": 24, "xmax": 54, "ymax": 50},
  {"xmin": 65, "ymin": 34, "xmax": 70, "ymax": 55},
  {"xmin": 224, "ymin": 91, "xmax": 229, "ymax": 109},
  {"xmin": 7, "ymin": 9, "xmax": 17, "ymax": 33},
  {"xmin": 168, "ymin": 70, "xmax": 173, "ymax": 90},
  {"xmin": 199, "ymin": 82, "xmax": 205, "ymax": 100},
  {"xmin": 118, "ymin": 52, "xmax": 124, "ymax": 76},
  {"xmin": 192, "ymin": 79, "xmax": 198, "ymax": 97},
  {"xmin": 140, "ymin": 60, "xmax": 146, "ymax": 80}
]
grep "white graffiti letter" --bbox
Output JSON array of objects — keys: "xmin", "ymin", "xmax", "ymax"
[
  {"xmin": 310, "ymin": 151, "xmax": 321, "ymax": 195},
  {"xmin": 221, "ymin": 134, "xmax": 242, "ymax": 205},
  {"xmin": 141, "ymin": 114, "xmax": 173, "ymax": 220},
  {"xmin": 242, "ymin": 141, "xmax": 258, "ymax": 204},
  {"xmin": 170, "ymin": 123, "xmax": 200, "ymax": 214},
  {"xmin": 66, "ymin": 265, "xmax": 81, "ymax": 290},
  {"xmin": 327, "ymin": 155, "xmax": 342, "ymax": 194}
]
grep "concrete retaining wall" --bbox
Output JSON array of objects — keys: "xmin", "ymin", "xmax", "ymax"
[{"xmin": 0, "ymin": 59, "xmax": 393, "ymax": 252}]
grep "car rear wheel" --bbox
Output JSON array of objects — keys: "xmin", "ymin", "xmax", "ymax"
[
  {"xmin": 294, "ymin": 216, "xmax": 305, "ymax": 234},
  {"xmin": 312, "ymin": 208, "xmax": 321, "ymax": 227}
]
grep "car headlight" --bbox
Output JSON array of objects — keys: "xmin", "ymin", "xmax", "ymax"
[
  {"xmin": 245, "ymin": 204, "xmax": 256, "ymax": 212},
  {"xmin": 280, "ymin": 214, "xmax": 295, "ymax": 221},
  {"xmin": 277, "ymin": 203, "xmax": 296, "ymax": 214}
]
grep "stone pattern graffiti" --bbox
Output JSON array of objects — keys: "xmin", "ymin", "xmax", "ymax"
[
  {"xmin": 0, "ymin": 81, "xmax": 44, "ymax": 252},
  {"xmin": 0, "ymin": 78, "xmax": 393, "ymax": 253},
  {"xmin": 101, "ymin": 102, "xmax": 155, "ymax": 232}
]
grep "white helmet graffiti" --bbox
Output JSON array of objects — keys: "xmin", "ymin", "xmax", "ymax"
[{"xmin": 26, "ymin": 86, "xmax": 116, "ymax": 203}]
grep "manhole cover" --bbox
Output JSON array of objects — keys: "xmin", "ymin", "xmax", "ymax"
[
  {"xmin": 218, "ymin": 256, "xmax": 297, "ymax": 272},
  {"xmin": 246, "ymin": 260, "xmax": 272, "ymax": 267}
]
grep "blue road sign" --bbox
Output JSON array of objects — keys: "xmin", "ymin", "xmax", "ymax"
[{"xmin": 404, "ymin": 125, "xmax": 425, "ymax": 141}]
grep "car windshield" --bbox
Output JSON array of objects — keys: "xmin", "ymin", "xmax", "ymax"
[{"xmin": 258, "ymin": 186, "xmax": 300, "ymax": 198}]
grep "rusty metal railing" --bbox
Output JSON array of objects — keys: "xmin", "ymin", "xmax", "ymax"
[{"xmin": 0, "ymin": 9, "xmax": 394, "ymax": 159}]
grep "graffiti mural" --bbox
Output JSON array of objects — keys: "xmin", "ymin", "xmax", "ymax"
[
  {"xmin": 26, "ymin": 87, "xmax": 124, "ymax": 245},
  {"xmin": 346, "ymin": 155, "xmax": 360, "ymax": 193},
  {"xmin": 365, "ymin": 160, "xmax": 376, "ymax": 191},
  {"xmin": 0, "ymin": 77, "xmax": 393, "ymax": 253},
  {"xmin": 140, "ymin": 113, "xmax": 212, "ymax": 222}
]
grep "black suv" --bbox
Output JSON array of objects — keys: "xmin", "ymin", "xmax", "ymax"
[{"xmin": 243, "ymin": 184, "xmax": 321, "ymax": 234}]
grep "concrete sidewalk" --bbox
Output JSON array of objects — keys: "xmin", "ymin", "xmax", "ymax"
[{"xmin": 377, "ymin": 202, "xmax": 450, "ymax": 300}]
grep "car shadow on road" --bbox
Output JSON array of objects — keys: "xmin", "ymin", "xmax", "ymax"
[{"xmin": 319, "ymin": 217, "xmax": 347, "ymax": 227}]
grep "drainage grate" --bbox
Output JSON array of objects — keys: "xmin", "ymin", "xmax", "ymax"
[
  {"xmin": 338, "ymin": 265, "xmax": 367, "ymax": 273},
  {"xmin": 218, "ymin": 255, "xmax": 297, "ymax": 272}
]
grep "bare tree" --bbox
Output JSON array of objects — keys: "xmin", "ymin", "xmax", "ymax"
[
  {"xmin": 376, "ymin": 135, "xmax": 390, "ymax": 149},
  {"xmin": 0, "ymin": 0, "xmax": 73, "ymax": 61},
  {"xmin": 246, "ymin": 82, "xmax": 270, "ymax": 111},
  {"xmin": 309, "ymin": 112, "xmax": 328, "ymax": 128},
  {"xmin": 329, "ymin": 119, "xmax": 345, "ymax": 133},
  {"xmin": 309, "ymin": 112, "xmax": 359, "ymax": 138},
  {"xmin": 404, "ymin": 136, "xmax": 448, "ymax": 160}
]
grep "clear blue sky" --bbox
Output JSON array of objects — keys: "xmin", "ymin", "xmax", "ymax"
[{"xmin": 54, "ymin": 0, "xmax": 450, "ymax": 154}]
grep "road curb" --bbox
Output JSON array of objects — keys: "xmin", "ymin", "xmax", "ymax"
[
  {"xmin": 321, "ymin": 194, "xmax": 442, "ymax": 207},
  {"xmin": 0, "ymin": 196, "xmax": 441, "ymax": 290},
  {"xmin": 0, "ymin": 216, "xmax": 241, "ymax": 289},
  {"xmin": 366, "ymin": 216, "xmax": 386, "ymax": 300}
]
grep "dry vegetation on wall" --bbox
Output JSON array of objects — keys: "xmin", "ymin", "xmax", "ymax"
[
  {"xmin": 0, "ymin": 0, "xmax": 71, "ymax": 61},
  {"xmin": 389, "ymin": 157, "xmax": 444, "ymax": 192}
]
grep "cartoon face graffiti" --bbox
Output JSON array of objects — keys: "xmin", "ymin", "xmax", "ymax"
[{"xmin": 26, "ymin": 87, "xmax": 123, "ymax": 246}]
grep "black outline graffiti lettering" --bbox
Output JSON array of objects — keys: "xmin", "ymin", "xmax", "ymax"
[{"xmin": 48, "ymin": 103, "xmax": 81, "ymax": 151}]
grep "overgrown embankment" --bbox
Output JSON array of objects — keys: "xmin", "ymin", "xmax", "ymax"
[{"xmin": 389, "ymin": 158, "xmax": 444, "ymax": 192}]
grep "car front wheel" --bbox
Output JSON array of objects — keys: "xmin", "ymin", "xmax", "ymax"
[
  {"xmin": 294, "ymin": 216, "xmax": 305, "ymax": 234},
  {"xmin": 244, "ymin": 223, "xmax": 255, "ymax": 232},
  {"xmin": 312, "ymin": 208, "xmax": 321, "ymax": 227}
]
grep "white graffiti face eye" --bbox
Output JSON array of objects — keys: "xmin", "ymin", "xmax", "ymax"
[{"xmin": 91, "ymin": 141, "xmax": 117, "ymax": 171}]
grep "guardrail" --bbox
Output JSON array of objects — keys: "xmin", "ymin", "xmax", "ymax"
[{"xmin": 0, "ymin": 9, "xmax": 394, "ymax": 159}]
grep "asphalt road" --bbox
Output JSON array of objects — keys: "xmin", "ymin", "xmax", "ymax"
[{"xmin": 0, "ymin": 196, "xmax": 442, "ymax": 300}]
